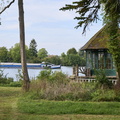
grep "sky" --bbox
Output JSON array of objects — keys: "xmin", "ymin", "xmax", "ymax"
[{"xmin": 0, "ymin": 0, "xmax": 103, "ymax": 55}]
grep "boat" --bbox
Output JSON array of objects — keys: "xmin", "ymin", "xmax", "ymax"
[
  {"xmin": 41, "ymin": 62, "xmax": 61, "ymax": 69},
  {"xmin": 0, "ymin": 63, "xmax": 61, "ymax": 69},
  {"xmin": 0, "ymin": 63, "xmax": 42, "ymax": 69}
]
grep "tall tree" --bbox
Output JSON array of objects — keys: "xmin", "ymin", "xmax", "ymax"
[
  {"xmin": 0, "ymin": 0, "xmax": 30, "ymax": 91},
  {"xmin": 18, "ymin": 0, "xmax": 30, "ymax": 91},
  {"xmin": 60, "ymin": 0, "xmax": 120, "ymax": 89},
  {"xmin": 29, "ymin": 39, "xmax": 38, "ymax": 58}
]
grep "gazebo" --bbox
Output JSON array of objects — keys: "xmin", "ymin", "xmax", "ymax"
[{"xmin": 80, "ymin": 27, "xmax": 116, "ymax": 76}]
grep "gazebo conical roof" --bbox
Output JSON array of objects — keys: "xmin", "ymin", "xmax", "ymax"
[{"xmin": 81, "ymin": 26, "xmax": 109, "ymax": 50}]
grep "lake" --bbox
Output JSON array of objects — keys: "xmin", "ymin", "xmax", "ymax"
[{"xmin": 0, "ymin": 66, "xmax": 84, "ymax": 81}]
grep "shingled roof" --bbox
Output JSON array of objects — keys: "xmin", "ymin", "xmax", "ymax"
[{"xmin": 81, "ymin": 26, "xmax": 109, "ymax": 50}]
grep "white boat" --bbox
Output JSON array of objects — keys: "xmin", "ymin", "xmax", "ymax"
[{"xmin": 41, "ymin": 63, "xmax": 61, "ymax": 69}]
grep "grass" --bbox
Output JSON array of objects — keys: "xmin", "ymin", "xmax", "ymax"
[
  {"xmin": 18, "ymin": 98, "xmax": 120, "ymax": 115},
  {"xmin": 0, "ymin": 87, "xmax": 120, "ymax": 120}
]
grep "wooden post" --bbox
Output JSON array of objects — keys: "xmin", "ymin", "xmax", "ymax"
[{"xmin": 76, "ymin": 64, "xmax": 79, "ymax": 76}]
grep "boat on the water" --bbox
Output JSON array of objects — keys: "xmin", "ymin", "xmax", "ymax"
[{"xmin": 0, "ymin": 63, "xmax": 61, "ymax": 69}]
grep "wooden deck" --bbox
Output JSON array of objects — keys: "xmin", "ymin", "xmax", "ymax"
[
  {"xmin": 70, "ymin": 76, "xmax": 117, "ymax": 84},
  {"xmin": 70, "ymin": 66, "xmax": 117, "ymax": 84}
]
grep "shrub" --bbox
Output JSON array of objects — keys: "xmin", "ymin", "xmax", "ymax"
[
  {"xmin": 25, "ymin": 70, "xmax": 120, "ymax": 102},
  {"xmin": 29, "ymin": 70, "xmax": 95, "ymax": 101},
  {"xmin": 37, "ymin": 69, "xmax": 52, "ymax": 80},
  {"xmin": 16, "ymin": 69, "xmax": 23, "ymax": 81},
  {"xmin": 0, "ymin": 70, "xmax": 13, "ymax": 85},
  {"xmin": 95, "ymin": 69, "xmax": 113, "ymax": 89},
  {"xmin": 91, "ymin": 89, "xmax": 120, "ymax": 101}
]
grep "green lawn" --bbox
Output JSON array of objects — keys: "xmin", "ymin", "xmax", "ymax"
[
  {"xmin": 18, "ymin": 99, "xmax": 120, "ymax": 115},
  {"xmin": 0, "ymin": 87, "xmax": 120, "ymax": 120}
]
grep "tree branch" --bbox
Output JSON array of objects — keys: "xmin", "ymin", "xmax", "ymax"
[{"xmin": 0, "ymin": 0, "xmax": 15, "ymax": 14}]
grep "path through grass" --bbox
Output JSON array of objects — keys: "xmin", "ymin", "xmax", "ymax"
[{"xmin": 0, "ymin": 87, "xmax": 120, "ymax": 120}]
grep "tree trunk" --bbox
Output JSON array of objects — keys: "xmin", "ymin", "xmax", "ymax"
[{"xmin": 18, "ymin": 0, "xmax": 30, "ymax": 92}]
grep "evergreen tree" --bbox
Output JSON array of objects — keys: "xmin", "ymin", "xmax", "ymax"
[{"xmin": 29, "ymin": 39, "xmax": 38, "ymax": 58}]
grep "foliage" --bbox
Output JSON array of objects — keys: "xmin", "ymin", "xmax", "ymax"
[
  {"xmin": 61, "ymin": 48, "xmax": 86, "ymax": 66},
  {"xmin": 37, "ymin": 69, "xmax": 52, "ymax": 80},
  {"xmin": 61, "ymin": 52, "xmax": 68, "ymax": 65},
  {"xmin": 9, "ymin": 81, "xmax": 22, "ymax": 87},
  {"xmin": 60, "ymin": 0, "xmax": 100, "ymax": 33},
  {"xmin": 67, "ymin": 54, "xmax": 85, "ymax": 66},
  {"xmin": 16, "ymin": 69, "xmax": 23, "ymax": 81},
  {"xmin": 8, "ymin": 43, "xmax": 29, "ymax": 63},
  {"xmin": 0, "ymin": 69, "xmax": 22, "ymax": 87},
  {"xmin": 0, "ymin": 69, "xmax": 13, "ymax": 85},
  {"xmin": 44, "ymin": 55, "xmax": 61, "ymax": 65},
  {"xmin": 29, "ymin": 39, "xmax": 38, "ymax": 58},
  {"xmin": 9, "ymin": 43, "xmax": 21, "ymax": 63},
  {"xmin": 0, "ymin": 47, "xmax": 8, "ymax": 62},
  {"xmin": 21, "ymin": 68, "xmax": 119, "ymax": 102},
  {"xmin": 27, "ymin": 70, "xmax": 95, "ymax": 101},
  {"xmin": 95, "ymin": 69, "xmax": 113, "ymax": 89},
  {"xmin": 37, "ymin": 48, "xmax": 48, "ymax": 60},
  {"xmin": 91, "ymin": 89, "xmax": 120, "ymax": 101},
  {"xmin": 0, "ymin": 43, "xmax": 85, "ymax": 66},
  {"xmin": 60, "ymin": 0, "xmax": 120, "ymax": 88},
  {"xmin": 67, "ymin": 47, "xmax": 78, "ymax": 55}
]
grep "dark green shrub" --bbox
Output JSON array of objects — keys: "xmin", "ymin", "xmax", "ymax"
[{"xmin": 95, "ymin": 69, "xmax": 113, "ymax": 89}]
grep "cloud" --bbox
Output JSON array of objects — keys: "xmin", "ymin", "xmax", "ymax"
[
  {"xmin": 0, "ymin": 0, "xmax": 103, "ymax": 55},
  {"xmin": 23, "ymin": 0, "xmax": 76, "ymax": 28}
]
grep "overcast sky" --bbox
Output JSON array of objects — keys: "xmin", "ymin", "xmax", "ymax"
[{"xmin": 0, "ymin": 0, "xmax": 103, "ymax": 55}]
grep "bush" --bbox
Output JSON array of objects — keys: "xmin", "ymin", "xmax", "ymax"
[
  {"xmin": 91, "ymin": 89, "xmax": 120, "ymax": 101},
  {"xmin": 0, "ymin": 69, "xmax": 22, "ymax": 87},
  {"xmin": 95, "ymin": 69, "xmax": 113, "ymax": 89},
  {"xmin": 28, "ymin": 70, "xmax": 95, "ymax": 101},
  {"xmin": 37, "ymin": 69, "xmax": 51, "ymax": 80},
  {"xmin": 24, "ymin": 70, "xmax": 120, "ymax": 102},
  {"xmin": 0, "ymin": 70, "xmax": 14, "ymax": 85}
]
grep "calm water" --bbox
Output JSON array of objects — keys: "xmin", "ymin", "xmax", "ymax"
[
  {"xmin": 1, "ymin": 66, "xmax": 84, "ymax": 81},
  {"xmin": 1, "ymin": 66, "xmax": 83, "ymax": 81}
]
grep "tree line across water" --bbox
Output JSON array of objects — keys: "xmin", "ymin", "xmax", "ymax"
[{"xmin": 0, "ymin": 39, "xmax": 85, "ymax": 66}]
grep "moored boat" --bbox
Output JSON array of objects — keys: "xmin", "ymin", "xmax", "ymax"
[
  {"xmin": 0, "ymin": 63, "xmax": 42, "ymax": 69},
  {"xmin": 0, "ymin": 63, "xmax": 61, "ymax": 69},
  {"xmin": 41, "ymin": 62, "xmax": 61, "ymax": 69}
]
